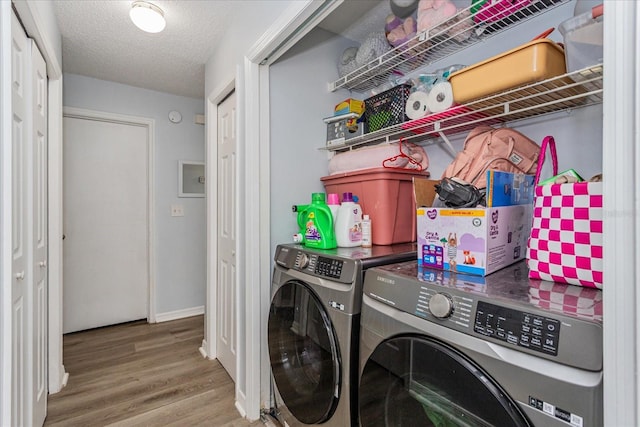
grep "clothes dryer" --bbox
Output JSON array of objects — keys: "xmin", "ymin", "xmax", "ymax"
[
  {"xmin": 268, "ymin": 243, "xmax": 416, "ymax": 427},
  {"xmin": 359, "ymin": 261, "xmax": 602, "ymax": 427}
]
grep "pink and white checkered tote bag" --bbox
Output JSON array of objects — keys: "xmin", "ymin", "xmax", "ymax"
[{"xmin": 526, "ymin": 136, "xmax": 604, "ymax": 289}]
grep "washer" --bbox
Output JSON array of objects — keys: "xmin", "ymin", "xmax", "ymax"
[
  {"xmin": 268, "ymin": 243, "xmax": 417, "ymax": 427},
  {"xmin": 359, "ymin": 261, "xmax": 603, "ymax": 427}
]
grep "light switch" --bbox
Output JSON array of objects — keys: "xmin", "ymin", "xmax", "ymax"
[{"xmin": 171, "ymin": 204, "xmax": 184, "ymax": 217}]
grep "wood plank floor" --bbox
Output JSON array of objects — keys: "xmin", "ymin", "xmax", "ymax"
[{"xmin": 45, "ymin": 315, "xmax": 264, "ymax": 427}]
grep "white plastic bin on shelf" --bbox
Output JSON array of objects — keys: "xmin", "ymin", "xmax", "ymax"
[{"xmin": 558, "ymin": 4, "xmax": 603, "ymax": 73}]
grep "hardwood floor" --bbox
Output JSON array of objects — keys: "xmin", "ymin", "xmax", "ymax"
[{"xmin": 45, "ymin": 315, "xmax": 264, "ymax": 427}]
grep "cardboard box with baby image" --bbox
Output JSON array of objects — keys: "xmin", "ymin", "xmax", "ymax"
[{"xmin": 414, "ymin": 177, "xmax": 532, "ymax": 276}]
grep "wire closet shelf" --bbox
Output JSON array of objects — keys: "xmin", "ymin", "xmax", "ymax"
[
  {"xmin": 329, "ymin": 0, "xmax": 571, "ymax": 93},
  {"xmin": 325, "ymin": 64, "xmax": 603, "ymax": 152}
]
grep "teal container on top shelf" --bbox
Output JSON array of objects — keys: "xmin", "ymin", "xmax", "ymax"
[{"xmin": 292, "ymin": 193, "xmax": 337, "ymax": 249}]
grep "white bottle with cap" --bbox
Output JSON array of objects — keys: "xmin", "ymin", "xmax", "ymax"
[
  {"xmin": 335, "ymin": 192, "xmax": 363, "ymax": 247},
  {"xmin": 361, "ymin": 214, "xmax": 372, "ymax": 248}
]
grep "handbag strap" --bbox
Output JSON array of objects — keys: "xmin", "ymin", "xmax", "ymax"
[{"xmin": 534, "ymin": 136, "xmax": 559, "ymax": 185}]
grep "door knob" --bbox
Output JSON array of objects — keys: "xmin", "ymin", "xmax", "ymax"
[
  {"xmin": 16, "ymin": 271, "xmax": 25, "ymax": 280},
  {"xmin": 39, "ymin": 260, "xmax": 47, "ymax": 268}
]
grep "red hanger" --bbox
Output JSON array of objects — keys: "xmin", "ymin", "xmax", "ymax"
[{"xmin": 382, "ymin": 138, "xmax": 423, "ymax": 171}]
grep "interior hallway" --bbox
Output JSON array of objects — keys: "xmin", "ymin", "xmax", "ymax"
[{"xmin": 44, "ymin": 315, "xmax": 262, "ymax": 426}]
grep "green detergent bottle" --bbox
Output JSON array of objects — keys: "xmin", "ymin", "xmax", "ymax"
[{"xmin": 292, "ymin": 193, "xmax": 337, "ymax": 249}]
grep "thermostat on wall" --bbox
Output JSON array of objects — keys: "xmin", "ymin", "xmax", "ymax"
[{"xmin": 168, "ymin": 110, "xmax": 182, "ymax": 123}]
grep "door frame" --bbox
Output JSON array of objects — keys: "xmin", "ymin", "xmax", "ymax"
[
  {"xmin": 62, "ymin": 107, "xmax": 156, "ymax": 325},
  {"xmin": 240, "ymin": 0, "xmax": 346, "ymax": 419}
]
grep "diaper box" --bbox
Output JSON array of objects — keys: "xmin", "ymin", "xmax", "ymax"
[{"xmin": 414, "ymin": 177, "xmax": 533, "ymax": 276}]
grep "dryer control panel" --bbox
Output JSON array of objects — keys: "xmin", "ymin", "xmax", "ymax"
[
  {"xmin": 363, "ymin": 261, "xmax": 603, "ymax": 371},
  {"xmin": 474, "ymin": 301, "xmax": 560, "ymax": 356}
]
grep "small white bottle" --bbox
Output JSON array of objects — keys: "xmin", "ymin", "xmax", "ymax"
[{"xmin": 361, "ymin": 214, "xmax": 372, "ymax": 248}]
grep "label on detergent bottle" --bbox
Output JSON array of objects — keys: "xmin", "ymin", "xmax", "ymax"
[
  {"xmin": 349, "ymin": 216, "xmax": 363, "ymax": 243},
  {"xmin": 304, "ymin": 212, "xmax": 322, "ymax": 242}
]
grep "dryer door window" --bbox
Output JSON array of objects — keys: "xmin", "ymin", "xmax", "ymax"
[
  {"xmin": 268, "ymin": 280, "xmax": 341, "ymax": 424},
  {"xmin": 360, "ymin": 336, "xmax": 531, "ymax": 427}
]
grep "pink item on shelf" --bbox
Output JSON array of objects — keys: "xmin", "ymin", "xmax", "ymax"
[
  {"xmin": 402, "ymin": 105, "xmax": 471, "ymax": 134},
  {"xmin": 327, "ymin": 142, "xmax": 429, "ymax": 175},
  {"xmin": 474, "ymin": 0, "xmax": 533, "ymax": 23}
]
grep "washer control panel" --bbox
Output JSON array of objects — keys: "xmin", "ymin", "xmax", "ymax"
[
  {"xmin": 474, "ymin": 301, "xmax": 560, "ymax": 356},
  {"xmin": 275, "ymin": 245, "xmax": 356, "ymax": 283},
  {"xmin": 313, "ymin": 256, "xmax": 344, "ymax": 279}
]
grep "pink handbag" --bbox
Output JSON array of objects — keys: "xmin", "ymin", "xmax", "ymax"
[{"xmin": 526, "ymin": 136, "xmax": 604, "ymax": 289}]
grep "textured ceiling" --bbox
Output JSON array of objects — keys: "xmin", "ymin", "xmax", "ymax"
[
  {"xmin": 52, "ymin": 0, "xmax": 392, "ymax": 99},
  {"xmin": 52, "ymin": 0, "xmax": 250, "ymax": 99}
]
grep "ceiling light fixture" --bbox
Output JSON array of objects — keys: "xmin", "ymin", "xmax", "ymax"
[{"xmin": 130, "ymin": 1, "xmax": 166, "ymax": 33}]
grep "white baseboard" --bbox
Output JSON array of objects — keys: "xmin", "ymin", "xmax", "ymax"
[
  {"xmin": 235, "ymin": 397, "xmax": 247, "ymax": 419},
  {"xmin": 61, "ymin": 372, "xmax": 69, "ymax": 388},
  {"xmin": 49, "ymin": 364, "xmax": 68, "ymax": 394},
  {"xmin": 199, "ymin": 339, "xmax": 208, "ymax": 359},
  {"xmin": 155, "ymin": 305, "xmax": 204, "ymax": 323}
]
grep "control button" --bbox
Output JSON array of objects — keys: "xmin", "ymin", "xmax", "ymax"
[
  {"xmin": 298, "ymin": 253, "xmax": 310, "ymax": 269},
  {"xmin": 522, "ymin": 324, "xmax": 531, "ymax": 333},
  {"xmin": 544, "ymin": 334, "xmax": 557, "ymax": 348},
  {"xmin": 429, "ymin": 293, "xmax": 454, "ymax": 319}
]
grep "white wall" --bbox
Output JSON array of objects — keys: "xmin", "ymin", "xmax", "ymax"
[
  {"xmin": 204, "ymin": 1, "xmax": 291, "ymax": 97},
  {"xmin": 269, "ymin": 27, "xmax": 355, "ymax": 251},
  {"xmin": 63, "ymin": 74, "xmax": 206, "ymax": 315}
]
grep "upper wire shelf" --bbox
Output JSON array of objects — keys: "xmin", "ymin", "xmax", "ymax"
[
  {"xmin": 325, "ymin": 64, "xmax": 603, "ymax": 152},
  {"xmin": 329, "ymin": 0, "xmax": 570, "ymax": 93}
]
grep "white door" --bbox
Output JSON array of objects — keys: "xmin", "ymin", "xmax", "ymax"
[
  {"xmin": 217, "ymin": 91, "xmax": 237, "ymax": 381},
  {"xmin": 11, "ymin": 12, "xmax": 31, "ymax": 426},
  {"xmin": 63, "ymin": 116, "xmax": 148, "ymax": 333},
  {"xmin": 30, "ymin": 39, "xmax": 48, "ymax": 427}
]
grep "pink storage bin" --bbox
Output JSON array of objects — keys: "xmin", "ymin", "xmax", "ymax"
[{"xmin": 321, "ymin": 168, "xmax": 429, "ymax": 245}]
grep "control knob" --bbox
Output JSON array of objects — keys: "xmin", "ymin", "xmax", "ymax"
[
  {"xmin": 298, "ymin": 253, "xmax": 310, "ymax": 269},
  {"xmin": 429, "ymin": 293, "xmax": 453, "ymax": 319}
]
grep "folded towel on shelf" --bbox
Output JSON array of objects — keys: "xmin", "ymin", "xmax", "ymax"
[{"xmin": 328, "ymin": 141, "xmax": 429, "ymax": 175}]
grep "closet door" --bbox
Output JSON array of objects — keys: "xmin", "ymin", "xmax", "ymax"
[
  {"xmin": 30, "ymin": 39, "xmax": 48, "ymax": 427},
  {"xmin": 11, "ymin": 11, "xmax": 32, "ymax": 427},
  {"xmin": 10, "ymin": 12, "xmax": 48, "ymax": 427}
]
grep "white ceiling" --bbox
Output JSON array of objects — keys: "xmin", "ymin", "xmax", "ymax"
[
  {"xmin": 52, "ymin": 0, "xmax": 253, "ymax": 99},
  {"xmin": 51, "ymin": 0, "xmax": 393, "ymax": 99}
]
